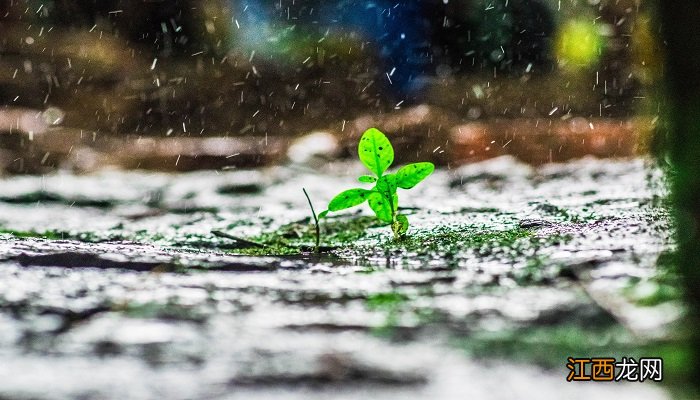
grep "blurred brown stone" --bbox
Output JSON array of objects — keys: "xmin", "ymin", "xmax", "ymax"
[
  {"xmin": 0, "ymin": 116, "xmax": 653, "ymax": 173},
  {"xmin": 3, "ymin": 129, "xmax": 286, "ymax": 173},
  {"xmin": 450, "ymin": 117, "xmax": 651, "ymax": 165},
  {"xmin": 0, "ymin": 107, "xmax": 49, "ymax": 134},
  {"xmin": 338, "ymin": 106, "xmax": 650, "ymax": 167}
]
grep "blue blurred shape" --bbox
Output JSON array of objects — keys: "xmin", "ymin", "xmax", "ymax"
[{"xmin": 232, "ymin": 0, "xmax": 433, "ymax": 97}]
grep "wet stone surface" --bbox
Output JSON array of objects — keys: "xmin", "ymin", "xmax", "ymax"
[{"xmin": 0, "ymin": 157, "xmax": 678, "ymax": 399}]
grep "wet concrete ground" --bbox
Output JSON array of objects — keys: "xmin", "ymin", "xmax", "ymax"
[{"xmin": 0, "ymin": 156, "xmax": 679, "ymax": 399}]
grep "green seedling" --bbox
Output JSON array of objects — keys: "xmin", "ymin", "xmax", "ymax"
[{"xmin": 318, "ymin": 128, "xmax": 434, "ymax": 240}]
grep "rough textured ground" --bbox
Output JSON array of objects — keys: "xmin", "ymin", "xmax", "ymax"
[{"xmin": 0, "ymin": 156, "xmax": 681, "ymax": 399}]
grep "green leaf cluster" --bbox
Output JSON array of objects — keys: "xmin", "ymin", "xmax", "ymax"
[{"xmin": 320, "ymin": 128, "xmax": 434, "ymax": 239}]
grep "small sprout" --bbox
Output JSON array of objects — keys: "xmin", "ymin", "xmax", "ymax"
[{"xmin": 319, "ymin": 128, "xmax": 434, "ymax": 240}]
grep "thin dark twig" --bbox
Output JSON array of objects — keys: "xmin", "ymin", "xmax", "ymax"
[
  {"xmin": 302, "ymin": 188, "xmax": 320, "ymax": 252},
  {"xmin": 211, "ymin": 230, "xmax": 266, "ymax": 248}
]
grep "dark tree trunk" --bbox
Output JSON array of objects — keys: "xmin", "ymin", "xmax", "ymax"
[{"xmin": 656, "ymin": 0, "xmax": 700, "ymax": 385}]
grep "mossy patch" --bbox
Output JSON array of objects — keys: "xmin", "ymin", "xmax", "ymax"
[
  {"xmin": 385, "ymin": 226, "xmax": 533, "ymax": 254},
  {"xmin": 534, "ymin": 202, "xmax": 597, "ymax": 223},
  {"xmin": 365, "ymin": 291, "xmax": 410, "ymax": 310},
  {"xmin": 231, "ymin": 215, "xmax": 383, "ymax": 256},
  {"xmin": 458, "ymin": 324, "xmax": 628, "ymax": 368},
  {"xmin": 363, "ymin": 290, "xmax": 436, "ymax": 339},
  {"xmin": 0, "ymin": 228, "xmax": 65, "ymax": 240},
  {"xmin": 346, "ymin": 225, "xmax": 570, "ymax": 263},
  {"xmin": 511, "ymin": 255, "xmax": 572, "ymax": 285},
  {"xmin": 455, "ymin": 323, "xmax": 694, "ymax": 387},
  {"xmin": 222, "ymin": 214, "xmax": 571, "ymax": 261},
  {"xmin": 624, "ymin": 251, "xmax": 683, "ymax": 307}
]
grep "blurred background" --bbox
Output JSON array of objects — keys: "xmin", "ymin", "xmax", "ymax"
[{"xmin": 0, "ymin": 0, "xmax": 659, "ymax": 173}]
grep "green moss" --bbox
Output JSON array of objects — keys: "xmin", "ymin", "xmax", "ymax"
[
  {"xmin": 234, "ymin": 243, "xmax": 301, "ymax": 256},
  {"xmin": 458, "ymin": 323, "xmax": 647, "ymax": 366},
  {"xmin": 456, "ymin": 323, "xmax": 693, "ymax": 388},
  {"xmin": 0, "ymin": 227, "xmax": 135, "ymax": 243},
  {"xmin": 624, "ymin": 253, "xmax": 683, "ymax": 306},
  {"xmin": 536, "ymin": 202, "xmax": 597, "ymax": 223},
  {"xmin": 0, "ymin": 228, "xmax": 65, "ymax": 240},
  {"xmin": 627, "ymin": 281, "xmax": 682, "ymax": 307},
  {"xmin": 511, "ymin": 255, "xmax": 578, "ymax": 285},
  {"xmin": 395, "ymin": 226, "xmax": 531, "ymax": 251},
  {"xmin": 365, "ymin": 291, "xmax": 409, "ymax": 310},
  {"xmin": 272, "ymin": 215, "xmax": 382, "ymax": 246},
  {"xmin": 364, "ymin": 291, "xmax": 411, "ymax": 338},
  {"xmin": 221, "ymin": 213, "xmax": 571, "ymax": 261},
  {"xmin": 0, "ymin": 212, "xmax": 567, "ymax": 267},
  {"xmin": 229, "ymin": 216, "xmax": 383, "ymax": 256},
  {"xmin": 358, "ymin": 225, "xmax": 569, "ymax": 261},
  {"xmin": 458, "ymin": 324, "xmax": 618, "ymax": 368}
]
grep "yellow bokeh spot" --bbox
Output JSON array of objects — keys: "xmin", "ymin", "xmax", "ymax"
[{"xmin": 555, "ymin": 19, "xmax": 603, "ymax": 69}]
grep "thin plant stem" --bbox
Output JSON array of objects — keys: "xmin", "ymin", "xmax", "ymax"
[
  {"xmin": 302, "ymin": 188, "xmax": 320, "ymax": 253},
  {"xmin": 381, "ymin": 177, "xmax": 399, "ymax": 240}
]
